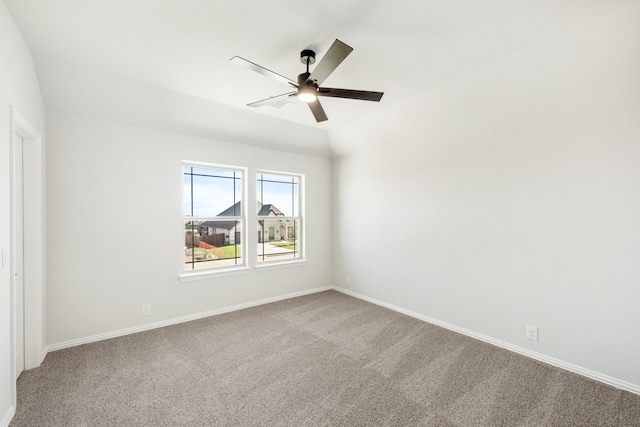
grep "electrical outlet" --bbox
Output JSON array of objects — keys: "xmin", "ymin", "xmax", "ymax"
[
  {"xmin": 347, "ymin": 276, "xmax": 351, "ymax": 285},
  {"xmin": 526, "ymin": 325, "xmax": 538, "ymax": 341},
  {"xmin": 142, "ymin": 304, "xmax": 151, "ymax": 316}
]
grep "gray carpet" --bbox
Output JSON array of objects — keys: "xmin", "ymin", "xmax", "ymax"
[{"xmin": 10, "ymin": 290, "xmax": 640, "ymax": 426}]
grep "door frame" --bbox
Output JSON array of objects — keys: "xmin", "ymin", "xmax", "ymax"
[
  {"xmin": 9, "ymin": 106, "xmax": 45, "ymax": 401},
  {"xmin": 13, "ymin": 131, "xmax": 24, "ymax": 379}
]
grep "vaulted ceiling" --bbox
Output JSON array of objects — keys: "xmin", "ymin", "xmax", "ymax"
[{"xmin": 4, "ymin": 0, "xmax": 628, "ymax": 156}]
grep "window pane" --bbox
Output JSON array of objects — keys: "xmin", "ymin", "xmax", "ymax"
[
  {"xmin": 257, "ymin": 219, "xmax": 299, "ymax": 262},
  {"xmin": 257, "ymin": 173, "xmax": 299, "ymax": 217},
  {"xmin": 184, "ymin": 166, "xmax": 242, "ymax": 217},
  {"xmin": 184, "ymin": 220, "xmax": 242, "ymax": 270}
]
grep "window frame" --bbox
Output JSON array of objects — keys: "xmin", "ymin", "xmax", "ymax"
[
  {"xmin": 256, "ymin": 169, "xmax": 305, "ymax": 268},
  {"xmin": 179, "ymin": 161, "xmax": 250, "ymax": 281}
]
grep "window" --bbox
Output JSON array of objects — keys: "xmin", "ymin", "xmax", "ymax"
[
  {"xmin": 183, "ymin": 163, "xmax": 245, "ymax": 271},
  {"xmin": 257, "ymin": 171, "xmax": 302, "ymax": 263}
]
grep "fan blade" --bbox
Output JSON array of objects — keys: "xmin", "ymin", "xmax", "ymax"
[
  {"xmin": 247, "ymin": 92, "xmax": 296, "ymax": 108},
  {"xmin": 307, "ymin": 99, "xmax": 328, "ymax": 122},
  {"xmin": 308, "ymin": 39, "xmax": 353, "ymax": 86},
  {"xmin": 230, "ymin": 56, "xmax": 297, "ymax": 87},
  {"xmin": 318, "ymin": 87, "xmax": 384, "ymax": 102}
]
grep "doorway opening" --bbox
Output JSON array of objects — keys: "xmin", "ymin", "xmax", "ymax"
[{"xmin": 9, "ymin": 106, "xmax": 45, "ymax": 408}]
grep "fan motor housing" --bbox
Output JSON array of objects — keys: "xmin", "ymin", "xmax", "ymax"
[{"xmin": 297, "ymin": 72, "xmax": 312, "ymax": 86}]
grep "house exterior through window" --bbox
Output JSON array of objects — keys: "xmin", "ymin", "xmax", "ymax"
[
  {"xmin": 257, "ymin": 171, "xmax": 302, "ymax": 263},
  {"xmin": 183, "ymin": 163, "xmax": 245, "ymax": 271}
]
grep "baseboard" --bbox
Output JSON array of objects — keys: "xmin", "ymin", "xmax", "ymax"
[
  {"xmin": 46, "ymin": 286, "xmax": 332, "ymax": 352},
  {"xmin": 331, "ymin": 286, "xmax": 640, "ymax": 396},
  {"xmin": 0, "ymin": 405, "xmax": 15, "ymax": 427},
  {"xmin": 41, "ymin": 284, "xmax": 640, "ymax": 395}
]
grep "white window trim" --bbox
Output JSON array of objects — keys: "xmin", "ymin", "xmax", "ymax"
[
  {"xmin": 181, "ymin": 161, "xmax": 248, "ymax": 277},
  {"xmin": 255, "ymin": 259, "xmax": 308, "ymax": 271},
  {"xmin": 179, "ymin": 266, "xmax": 252, "ymax": 282}
]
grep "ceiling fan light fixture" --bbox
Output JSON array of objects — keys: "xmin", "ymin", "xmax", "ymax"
[
  {"xmin": 231, "ymin": 39, "xmax": 384, "ymax": 122},
  {"xmin": 297, "ymin": 86, "xmax": 317, "ymax": 103}
]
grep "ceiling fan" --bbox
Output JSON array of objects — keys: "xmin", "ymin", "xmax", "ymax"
[{"xmin": 230, "ymin": 39, "xmax": 384, "ymax": 123}]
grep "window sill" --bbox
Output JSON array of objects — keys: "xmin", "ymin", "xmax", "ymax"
[
  {"xmin": 255, "ymin": 259, "xmax": 308, "ymax": 272},
  {"xmin": 179, "ymin": 266, "xmax": 251, "ymax": 282}
]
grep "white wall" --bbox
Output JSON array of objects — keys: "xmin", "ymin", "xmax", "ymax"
[
  {"xmin": 331, "ymin": 4, "xmax": 640, "ymax": 389},
  {"xmin": 46, "ymin": 111, "xmax": 332, "ymax": 346},
  {"xmin": 0, "ymin": 2, "xmax": 45, "ymax": 425}
]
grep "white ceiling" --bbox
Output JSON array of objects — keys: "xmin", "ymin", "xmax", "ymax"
[{"xmin": 4, "ymin": 0, "xmax": 628, "ymax": 155}]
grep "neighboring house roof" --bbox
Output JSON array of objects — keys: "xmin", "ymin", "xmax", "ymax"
[
  {"xmin": 200, "ymin": 201, "xmax": 241, "ymax": 230},
  {"xmin": 258, "ymin": 203, "xmax": 284, "ymax": 217},
  {"xmin": 199, "ymin": 201, "xmax": 284, "ymax": 231},
  {"xmin": 217, "ymin": 201, "xmax": 242, "ymax": 217}
]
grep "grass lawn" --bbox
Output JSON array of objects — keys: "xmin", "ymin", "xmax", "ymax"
[{"xmin": 219, "ymin": 245, "xmax": 241, "ymax": 258}]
